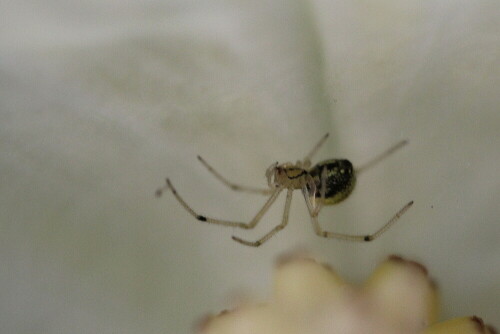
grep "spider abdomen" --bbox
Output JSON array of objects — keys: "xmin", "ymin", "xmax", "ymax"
[{"xmin": 310, "ymin": 159, "xmax": 356, "ymax": 205}]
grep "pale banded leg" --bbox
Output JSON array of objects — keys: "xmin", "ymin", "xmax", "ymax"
[
  {"xmin": 301, "ymin": 168, "xmax": 327, "ymax": 218},
  {"xmin": 156, "ymin": 178, "xmax": 282, "ymax": 229},
  {"xmin": 302, "ymin": 133, "xmax": 329, "ymax": 168},
  {"xmin": 303, "ymin": 197, "xmax": 414, "ymax": 242},
  {"xmin": 197, "ymin": 156, "xmax": 273, "ymax": 195},
  {"xmin": 312, "ymin": 167, "xmax": 327, "ymax": 216},
  {"xmin": 355, "ymin": 140, "xmax": 408, "ymax": 175},
  {"xmin": 232, "ymin": 189, "xmax": 293, "ymax": 247}
]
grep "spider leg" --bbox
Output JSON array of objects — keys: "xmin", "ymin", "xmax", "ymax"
[
  {"xmin": 311, "ymin": 167, "xmax": 327, "ymax": 216},
  {"xmin": 157, "ymin": 178, "xmax": 282, "ymax": 229},
  {"xmin": 197, "ymin": 156, "xmax": 273, "ymax": 195},
  {"xmin": 232, "ymin": 189, "xmax": 293, "ymax": 247},
  {"xmin": 303, "ymin": 133, "xmax": 329, "ymax": 167},
  {"xmin": 300, "ymin": 172, "xmax": 325, "ymax": 218},
  {"xmin": 302, "ymin": 193, "xmax": 414, "ymax": 241},
  {"xmin": 301, "ymin": 183, "xmax": 315, "ymax": 216},
  {"xmin": 355, "ymin": 140, "xmax": 408, "ymax": 175}
]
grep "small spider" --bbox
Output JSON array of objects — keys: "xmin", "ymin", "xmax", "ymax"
[{"xmin": 156, "ymin": 134, "xmax": 413, "ymax": 247}]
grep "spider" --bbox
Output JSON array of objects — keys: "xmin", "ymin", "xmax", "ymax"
[{"xmin": 156, "ymin": 134, "xmax": 413, "ymax": 247}]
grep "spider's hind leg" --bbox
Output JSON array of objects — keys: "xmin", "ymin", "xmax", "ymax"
[{"xmin": 304, "ymin": 200, "xmax": 414, "ymax": 242}]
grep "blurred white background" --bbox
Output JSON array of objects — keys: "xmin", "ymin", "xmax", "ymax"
[{"xmin": 1, "ymin": 0, "xmax": 498, "ymax": 333}]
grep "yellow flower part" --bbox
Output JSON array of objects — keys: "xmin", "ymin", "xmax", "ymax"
[
  {"xmin": 199, "ymin": 254, "xmax": 495, "ymax": 334},
  {"xmin": 424, "ymin": 317, "xmax": 497, "ymax": 334}
]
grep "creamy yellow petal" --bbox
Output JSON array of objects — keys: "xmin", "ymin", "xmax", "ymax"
[
  {"xmin": 200, "ymin": 304, "xmax": 297, "ymax": 334},
  {"xmin": 272, "ymin": 257, "xmax": 347, "ymax": 313},
  {"xmin": 199, "ymin": 255, "xmax": 494, "ymax": 334},
  {"xmin": 423, "ymin": 316, "xmax": 495, "ymax": 334},
  {"xmin": 363, "ymin": 255, "xmax": 439, "ymax": 331}
]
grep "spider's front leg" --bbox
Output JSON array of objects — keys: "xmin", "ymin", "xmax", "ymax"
[
  {"xmin": 232, "ymin": 189, "xmax": 293, "ymax": 247},
  {"xmin": 302, "ymin": 190, "xmax": 414, "ymax": 242},
  {"xmin": 156, "ymin": 178, "xmax": 283, "ymax": 229}
]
